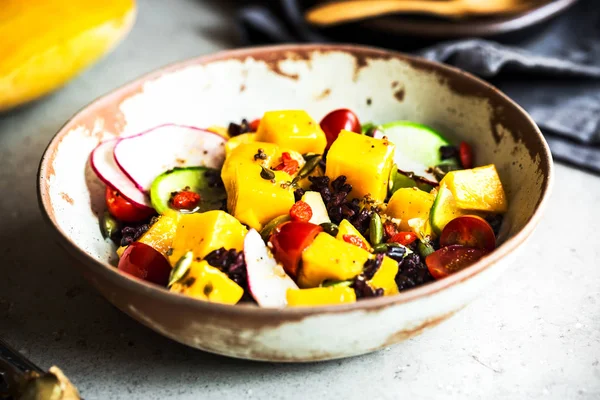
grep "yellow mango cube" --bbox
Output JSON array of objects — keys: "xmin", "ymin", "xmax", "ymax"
[
  {"xmin": 299, "ymin": 232, "xmax": 370, "ymax": 288},
  {"xmin": 225, "ymin": 133, "xmax": 256, "ymax": 158},
  {"xmin": 255, "ymin": 110, "xmax": 327, "ymax": 155},
  {"xmin": 169, "ymin": 211, "xmax": 247, "ymax": 266},
  {"xmin": 221, "ymin": 142, "xmax": 297, "ymax": 230},
  {"xmin": 336, "ymin": 219, "xmax": 371, "ymax": 251},
  {"xmin": 326, "ymin": 130, "xmax": 395, "ymax": 202},
  {"xmin": 170, "ymin": 260, "xmax": 243, "ymax": 305},
  {"xmin": 230, "ymin": 165, "xmax": 295, "ymax": 230},
  {"xmin": 369, "ymin": 256, "xmax": 399, "ymax": 296},
  {"xmin": 286, "ymin": 286, "xmax": 356, "ymax": 307},
  {"xmin": 385, "ymin": 188, "xmax": 435, "ymax": 231},
  {"xmin": 116, "ymin": 211, "xmax": 180, "ymax": 257},
  {"xmin": 443, "ymin": 164, "xmax": 508, "ymax": 213}
]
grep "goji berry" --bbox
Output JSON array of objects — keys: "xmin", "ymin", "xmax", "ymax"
[
  {"xmin": 289, "ymin": 201, "xmax": 313, "ymax": 222},
  {"xmin": 170, "ymin": 190, "xmax": 201, "ymax": 211},
  {"xmin": 383, "ymin": 221, "xmax": 399, "ymax": 240},
  {"xmin": 273, "ymin": 152, "xmax": 300, "ymax": 175},
  {"xmin": 343, "ymin": 234, "xmax": 369, "ymax": 251},
  {"xmin": 459, "ymin": 141, "xmax": 473, "ymax": 169}
]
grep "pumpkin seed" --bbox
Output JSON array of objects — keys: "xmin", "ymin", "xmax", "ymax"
[
  {"xmin": 169, "ymin": 251, "xmax": 193, "ymax": 287},
  {"xmin": 320, "ymin": 222, "xmax": 339, "ymax": 237},
  {"xmin": 260, "ymin": 166, "xmax": 275, "ymax": 180},
  {"xmin": 417, "ymin": 240, "xmax": 435, "ymax": 258},
  {"xmin": 100, "ymin": 211, "xmax": 120, "ymax": 240},
  {"xmin": 369, "ymin": 213, "xmax": 383, "ymax": 246},
  {"xmin": 322, "ymin": 279, "xmax": 352, "ymax": 288},
  {"xmin": 292, "ymin": 154, "xmax": 322, "ymax": 184}
]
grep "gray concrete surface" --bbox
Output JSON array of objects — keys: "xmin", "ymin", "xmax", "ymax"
[{"xmin": 1, "ymin": 0, "xmax": 599, "ymax": 399}]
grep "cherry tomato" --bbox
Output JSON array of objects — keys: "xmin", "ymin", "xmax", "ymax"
[
  {"xmin": 270, "ymin": 221, "xmax": 323, "ymax": 278},
  {"xmin": 250, "ymin": 118, "xmax": 261, "ymax": 132},
  {"xmin": 342, "ymin": 234, "xmax": 369, "ymax": 251},
  {"xmin": 289, "ymin": 201, "xmax": 313, "ymax": 222},
  {"xmin": 388, "ymin": 232, "xmax": 418, "ymax": 246},
  {"xmin": 459, "ymin": 141, "xmax": 473, "ymax": 169},
  {"xmin": 425, "ymin": 245, "xmax": 487, "ymax": 280},
  {"xmin": 105, "ymin": 187, "xmax": 155, "ymax": 223},
  {"xmin": 320, "ymin": 109, "xmax": 361, "ymax": 150},
  {"xmin": 118, "ymin": 242, "xmax": 171, "ymax": 286},
  {"xmin": 440, "ymin": 215, "xmax": 496, "ymax": 251}
]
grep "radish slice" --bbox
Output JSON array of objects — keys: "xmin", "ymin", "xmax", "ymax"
[
  {"xmin": 90, "ymin": 139, "xmax": 152, "ymax": 208},
  {"xmin": 244, "ymin": 229, "xmax": 298, "ymax": 308},
  {"xmin": 114, "ymin": 124, "xmax": 226, "ymax": 192}
]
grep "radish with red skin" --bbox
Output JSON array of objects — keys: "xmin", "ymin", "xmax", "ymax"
[
  {"xmin": 90, "ymin": 138, "xmax": 152, "ymax": 209},
  {"xmin": 114, "ymin": 124, "xmax": 226, "ymax": 192},
  {"xmin": 244, "ymin": 229, "xmax": 298, "ymax": 308}
]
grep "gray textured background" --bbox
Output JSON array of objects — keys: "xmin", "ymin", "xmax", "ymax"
[{"xmin": 1, "ymin": 1, "xmax": 599, "ymax": 399}]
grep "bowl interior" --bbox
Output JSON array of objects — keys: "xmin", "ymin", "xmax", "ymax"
[{"xmin": 39, "ymin": 45, "xmax": 551, "ymax": 302}]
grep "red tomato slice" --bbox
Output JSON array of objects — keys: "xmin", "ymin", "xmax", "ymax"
[
  {"xmin": 426, "ymin": 245, "xmax": 487, "ymax": 280},
  {"xmin": 440, "ymin": 215, "xmax": 496, "ymax": 251},
  {"xmin": 270, "ymin": 221, "xmax": 323, "ymax": 278},
  {"xmin": 105, "ymin": 187, "xmax": 155, "ymax": 222},
  {"xmin": 118, "ymin": 242, "xmax": 171, "ymax": 286},
  {"xmin": 319, "ymin": 109, "xmax": 361, "ymax": 150}
]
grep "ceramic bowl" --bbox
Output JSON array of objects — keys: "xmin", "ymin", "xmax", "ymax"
[{"xmin": 38, "ymin": 44, "xmax": 553, "ymax": 362}]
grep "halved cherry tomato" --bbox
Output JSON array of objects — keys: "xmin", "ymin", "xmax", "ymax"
[
  {"xmin": 389, "ymin": 232, "xmax": 418, "ymax": 246},
  {"xmin": 342, "ymin": 234, "xmax": 369, "ymax": 251},
  {"xmin": 250, "ymin": 118, "xmax": 261, "ymax": 132},
  {"xmin": 289, "ymin": 201, "xmax": 313, "ymax": 222},
  {"xmin": 426, "ymin": 245, "xmax": 487, "ymax": 280},
  {"xmin": 105, "ymin": 187, "xmax": 155, "ymax": 223},
  {"xmin": 459, "ymin": 141, "xmax": 473, "ymax": 169},
  {"xmin": 320, "ymin": 109, "xmax": 361, "ymax": 150},
  {"xmin": 440, "ymin": 215, "xmax": 496, "ymax": 251},
  {"xmin": 270, "ymin": 221, "xmax": 323, "ymax": 278},
  {"xmin": 118, "ymin": 242, "xmax": 171, "ymax": 286}
]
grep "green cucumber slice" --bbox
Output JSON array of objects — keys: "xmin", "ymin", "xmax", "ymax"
[
  {"xmin": 150, "ymin": 167, "xmax": 226, "ymax": 214},
  {"xmin": 429, "ymin": 182, "xmax": 469, "ymax": 235},
  {"xmin": 376, "ymin": 121, "xmax": 457, "ymax": 179}
]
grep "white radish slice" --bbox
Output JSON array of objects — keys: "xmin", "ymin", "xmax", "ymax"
[
  {"xmin": 90, "ymin": 139, "xmax": 152, "ymax": 208},
  {"xmin": 244, "ymin": 229, "xmax": 298, "ymax": 308},
  {"xmin": 114, "ymin": 124, "xmax": 226, "ymax": 192}
]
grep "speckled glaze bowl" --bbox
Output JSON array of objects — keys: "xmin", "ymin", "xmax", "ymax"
[{"xmin": 38, "ymin": 44, "xmax": 553, "ymax": 362}]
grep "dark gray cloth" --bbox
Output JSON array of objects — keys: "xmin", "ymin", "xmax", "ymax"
[{"xmin": 237, "ymin": 0, "xmax": 600, "ymax": 173}]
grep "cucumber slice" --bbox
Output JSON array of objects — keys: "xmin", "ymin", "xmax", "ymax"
[
  {"xmin": 375, "ymin": 121, "xmax": 457, "ymax": 180},
  {"xmin": 150, "ymin": 167, "xmax": 226, "ymax": 214},
  {"xmin": 429, "ymin": 182, "xmax": 469, "ymax": 235}
]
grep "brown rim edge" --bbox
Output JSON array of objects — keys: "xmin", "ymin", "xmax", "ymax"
[{"xmin": 37, "ymin": 43, "xmax": 555, "ymax": 319}]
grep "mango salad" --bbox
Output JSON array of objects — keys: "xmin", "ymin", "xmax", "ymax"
[{"xmin": 92, "ymin": 109, "xmax": 507, "ymax": 308}]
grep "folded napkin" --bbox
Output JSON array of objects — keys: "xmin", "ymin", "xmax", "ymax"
[{"xmin": 237, "ymin": 0, "xmax": 600, "ymax": 173}]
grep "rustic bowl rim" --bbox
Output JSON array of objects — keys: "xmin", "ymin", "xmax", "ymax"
[{"xmin": 37, "ymin": 43, "xmax": 554, "ymax": 317}]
